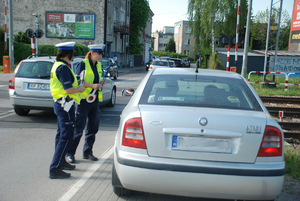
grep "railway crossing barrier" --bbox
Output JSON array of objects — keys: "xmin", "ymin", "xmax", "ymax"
[{"xmin": 247, "ymin": 71, "xmax": 300, "ymax": 91}]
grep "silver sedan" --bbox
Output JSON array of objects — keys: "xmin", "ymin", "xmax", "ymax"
[
  {"xmin": 8, "ymin": 56, "xmax": 116, "ymax": 116},
  {"xmin": 112, "ymin": 68, "xmax": 285, "ymax": 200}
]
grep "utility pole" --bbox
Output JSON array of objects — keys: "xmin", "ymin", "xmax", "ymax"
[
  {"xmin": 9, "ymin": 0, "xmax": 14, "ymax": 71},
  {"xmin": 33, "ymin": 13, "xmax": 41, "ymax": 56},
  {"xmin": 241, "ymin": 0, "xmax": 252, "ymax": 78}
]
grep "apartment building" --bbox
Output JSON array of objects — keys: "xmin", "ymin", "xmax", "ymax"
[
  {"xmin": 152, "ymin": 26, "xmax": 174, "ymax": 51},
  {"xmin": 140, "ymin": 9, "xmax": 154, "ymax": 64},
  {"xmin": 174, "ymin": 20, "xmax": 195, "ymax": 58}
]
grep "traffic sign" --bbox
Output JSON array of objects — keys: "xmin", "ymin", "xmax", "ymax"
[
  {"xmin": 25, "ymin": 29, "xmax": 34, "ymax": 38},
  {"xmin": 35, "ymin": 29, "xmax": 44, "ymax": 38}
]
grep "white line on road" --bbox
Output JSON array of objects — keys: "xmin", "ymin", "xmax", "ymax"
[
  {"xmin": 57, "ymin": 146, "xmax": 114, "ymax": 201},
  {"xmin": 0, "ymin": 110, "xmax": 15, "ymax": 119}
]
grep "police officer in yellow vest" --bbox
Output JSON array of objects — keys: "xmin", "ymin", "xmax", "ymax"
[
  {"xmin": 66, "ymin": 44, "xmax": 106, "ymax": 163},
  {"xmin": 49, "ymin": 42, "xmax": 85, "ymax": 179}
]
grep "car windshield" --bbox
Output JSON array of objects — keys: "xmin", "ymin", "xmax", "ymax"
[
  {"xmin": 139, "ymin": 74, "xmax": 262, "ymax": 111},
  {"xmin": 16, "ymin": 61, "xmax": 53, "ymax": 78},
  {"xmin": 152, "ymin": 61, "xmax": 169, "ymax": 66},
  {"xmin": 100, "ymin": 58, "xmax": 110, "ymax": 66}
]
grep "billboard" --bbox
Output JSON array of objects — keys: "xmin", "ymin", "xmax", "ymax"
[
  {"xmin": 291, "ymin": 0, "xmax": 300, "ymax": 43},
  {"xmin": 45, "ymin": 12, "xmax": 95, "ymax": 40}
]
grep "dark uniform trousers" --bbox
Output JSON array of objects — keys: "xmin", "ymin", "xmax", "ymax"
[
  {"xmin": 49, "ymin": 101, "xmax": 75, "ymax": 173},
  {"xmin": 68, "ymin": 99, "xmax": 100, "ymax": 157}
]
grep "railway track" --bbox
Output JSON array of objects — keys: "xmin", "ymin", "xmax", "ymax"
[{"xmin": 261, "ymin": 96, "xmax": 300, "ymax": 140}]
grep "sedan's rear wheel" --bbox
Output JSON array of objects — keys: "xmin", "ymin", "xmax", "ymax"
[
  {"xmin": 113, "ymin": 186, "xmax": 131, "ymax": 196},
  {"xmin": 112, "ymin": 163, "xmax": 131, "ymax": 196},
  {"xmin": 14, "ymin": 107, "xmax": 30, "ymax": 116},
  {"xmin": 107, "ymin": 88, "xmax": 116, "ymax": 107}
]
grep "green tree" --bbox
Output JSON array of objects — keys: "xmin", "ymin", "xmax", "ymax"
[
  {"xmin": 165, "ymin": 37, "xmax": 176, "ymax": 52},
  {"xmin": 14, "ymin": 31, "xmax": 31, "ymax": 44},
  {"xmin": 129, "ymin": 0, "xmax": 149, "ymax": 55},
  {"xmin": 250, "ymin": 8, "xmax": 291, "ymax": 50},
  {"xmin": 188, "ymin": 0, "xmax": 247, "ymax": 55}
]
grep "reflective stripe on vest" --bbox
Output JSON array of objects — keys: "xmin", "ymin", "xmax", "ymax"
[
  {"xmin": 82, "ymin": 59, "xmax": 103, "ymax": 102},
  {"xmin": 50, "ymin": 61, "xmax": 81, "ymax": 104}
]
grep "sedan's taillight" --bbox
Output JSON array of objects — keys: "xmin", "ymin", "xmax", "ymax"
[
  {"xmin": 8, "ymin": 61, "xmax": 22, "ymax": 90},
  {"xmin": 122, "ymin": 118, "xmax": 147, "ymax": 149},
  {"xmin": 149, "ymin": 65, "xmax": 153, "ymax": 70},
  {"xmin": 8, "ymin": 75, "xmax": 16, "ymax": 89},
  {"xmin": 257, "ymin": 126, "xmax": 282, "ymax": 157}
]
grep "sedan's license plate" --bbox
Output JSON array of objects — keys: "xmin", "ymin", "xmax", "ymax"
[
  {"xmin": 172, "ymin": 136, "xmax": 232, "ymax": 153},
  {"xmin": 28, "ymin": 83, "xmax": 50, "ymax": 90}
]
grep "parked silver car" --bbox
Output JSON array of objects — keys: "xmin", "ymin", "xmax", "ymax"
[
  {"xmin": 148, "ymin": 59, "xmax": 174, "ymax": 70},
  {"xmin": 112, "ymin": 68, "xmax": 285, "ymax": 200},
  {"xmin": 9, "ymin": 56, "xmax": 116, "ymax": 116}
]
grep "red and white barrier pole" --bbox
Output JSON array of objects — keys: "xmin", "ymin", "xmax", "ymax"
[
  {"xmin": 235, "ymin": 0, "xmax": 241, "ymax": 67},
  {"xmin": 285, "ymin": 75, "xmax": 288, "ymax": 91},
  {"xmin": 4, "ymin": 0, "xmax": 8, "ymax": 54},
  {"xmin": 31, "ymin": 38, "xmax": 35, "ymax": 55},
  {"xmin": 226, "ymin": 45, "xmax": 230, "ymax": 71},
  {"xmin": 279, "ymin": 111, "xmax": 284, "ymax": 122}
]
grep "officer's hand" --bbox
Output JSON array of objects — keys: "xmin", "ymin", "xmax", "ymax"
[{"xmin": 93, "ymin": 84, "xmax": 101, "ymax": 90}]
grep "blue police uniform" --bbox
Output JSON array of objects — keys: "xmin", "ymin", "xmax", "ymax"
[
  {"xmin": 66, "ymin": 58, "xmax": 101, "ymax": 159},
  {"xmin": 49, "ymin": 60, "xmax": 76, "ymax": 174}
]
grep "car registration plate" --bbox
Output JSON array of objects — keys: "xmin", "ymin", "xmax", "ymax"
[
  {"xmin": 172, "ymin": 135, "xmax": 232, "ymax": 153},
  {"xmin": 28, "ymin": 83, "xmax": 50, "ymax": 90}
]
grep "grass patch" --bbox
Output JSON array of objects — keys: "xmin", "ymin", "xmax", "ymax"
[
  {"xmin": 248, "ymin": 74, "xmax": 300, "ymax": 96},
  {"xmin": 285, "ymin": 146, "xmax": 300, "ymax": 181}
]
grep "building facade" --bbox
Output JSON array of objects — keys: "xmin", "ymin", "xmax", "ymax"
[
  {"xmin": 140, "ymin": 9, "xmax": 154, "ymax": 64},
  {"xmin": 174, "ymin": 20, "xmax": 195, "ymax": 58},
  {"xmin": 0, "ymin": 0, "xmax": 132, "ymax": 67},
  {"xmin": 152, "ymin": 26, "xmax": 174, "ymax": 51}
]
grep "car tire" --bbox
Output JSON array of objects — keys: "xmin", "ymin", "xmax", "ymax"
[
  {"xmin": 14, "ymin": 107, "xmax": 30, "ymax": 116},
  {"xmin": 113, "ymin": 72, "xmax": 118, "ymax": 80},
  {"xmin": 107, "ymin": 88, "xmax": 116, "ymax": 107},
  {"xmin": 112, "ymin": 164, "xmax": 131, "ymax": 196}
]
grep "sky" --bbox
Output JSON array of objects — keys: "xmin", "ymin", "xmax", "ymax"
[{"xmin": 148, "ymin": 0, "xmax": 294, "ymax": 32}]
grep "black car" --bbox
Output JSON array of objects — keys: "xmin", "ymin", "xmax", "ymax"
[
  {"xmin": 170, "ymin": 58, "xmax": 182, "ymax": 67},
  {"xmin": 145, "ymin": 60, "xmax": 153, "ymax": 71},
  {"xmin": 100, "ymin": 57, "xmax": 118, "ymax": 80}
]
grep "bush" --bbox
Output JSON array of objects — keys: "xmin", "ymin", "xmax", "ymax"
[
  {"xmin": 208, "ymin": 53, "xmax": 224, "ymax": 70},
  {"xmin": 14, "ymin": 31, "xmax": 31, "ymax": 44},
  {"xmin": 74, "ymin": 43, "xmax": 89, "ymax": 56}
]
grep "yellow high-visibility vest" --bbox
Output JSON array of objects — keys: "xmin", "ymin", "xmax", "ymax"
[
  {"xmin": 80, "ymin": 59, "xmax": 103, "ymax": 102},
  {"xmin": 50, "ymin": 61, "xmax": 81, "ymax": 104}
]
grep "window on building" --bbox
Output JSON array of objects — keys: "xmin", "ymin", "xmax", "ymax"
[
  {"xmin": 184, "ymin": 39, "xmax": 190, "ymax": 45},
  {"xmin": 184, "ymin": 50, "xmax": 190, "ymax": 55},
  {"xmin": 114, "ymin": 7, "xmax": 117, "ymax": 21},
  {"xmin": 185, "ymin": 26, "xmax": 191, "ymax": 33}
]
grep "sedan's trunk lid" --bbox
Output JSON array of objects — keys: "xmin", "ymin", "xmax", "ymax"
[{"xmin": 139, "ymin": 105, "xmax": 266, "ymax": 163}]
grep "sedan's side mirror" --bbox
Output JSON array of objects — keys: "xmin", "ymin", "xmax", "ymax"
[{"xmin": 122, "ymin": 89, "xmax": 135, "ymax": 96}]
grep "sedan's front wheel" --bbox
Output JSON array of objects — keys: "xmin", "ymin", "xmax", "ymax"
[
  {"xmin": 14, "ymin": 107, "xmax": 30, "ymax": 116},
  {"xmin": 107, "ymin": 88, "xmax": 116, "ymax": 107}
]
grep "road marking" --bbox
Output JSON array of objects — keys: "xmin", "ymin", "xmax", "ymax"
[
  {"xmin": 57, "ymin": 146, "xmax": 114, "ymax": 201},
  {"xmin": 0, "ymin": 110, "xmax": 15, "ymax": 119}
]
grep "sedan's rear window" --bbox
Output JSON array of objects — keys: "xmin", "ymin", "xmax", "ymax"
[
  {"xmin": 152, "ymin": 61, "xmax": 169, "ymax": 66},
  {"xmin": 16, "ymin": 61, "xmax": 53, "ymax": 79},
  {"xmin": 139, "ymin": 74, "xmax": 262, "ymax": 111}
]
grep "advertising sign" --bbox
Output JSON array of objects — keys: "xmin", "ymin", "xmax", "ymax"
[
  {"xmin": 45, "ymin": 12, "xmax": 95, "ymax": 39},
  {"xmin": 291, "ymin": 0, "xmax": 300, "ymax": 43}
]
